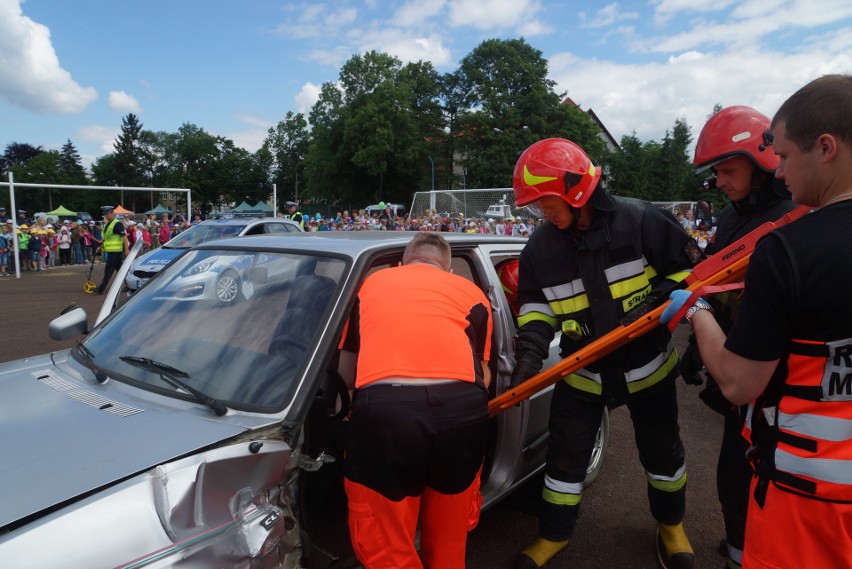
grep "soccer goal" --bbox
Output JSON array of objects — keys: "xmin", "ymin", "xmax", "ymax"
[{"xmin": 409, "ymin": 189, "xmax": 538, "ymax": 221}]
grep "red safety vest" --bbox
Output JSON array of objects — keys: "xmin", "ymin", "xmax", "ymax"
[{"xmin": 745, "ymin": 336, "xmax": 852, "ymax": 504}]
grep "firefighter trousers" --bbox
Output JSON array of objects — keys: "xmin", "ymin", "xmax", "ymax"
[{"xmin": 539, "ymin": 379, "xmax": 687, "ymax": 541}]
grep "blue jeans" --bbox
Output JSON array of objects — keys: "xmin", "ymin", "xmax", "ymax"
[{"xmin": 72, "ymin": 243, "xmax": 83, "ymax": 264}]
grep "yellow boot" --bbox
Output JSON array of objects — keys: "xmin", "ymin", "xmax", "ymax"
[
  {"xmin": 656, "ymin": 523, "xmax": 694, "ymax": 569},
  {"xmin": 514, "ymin": 538, "xmax": 569, "ymax": 569}
]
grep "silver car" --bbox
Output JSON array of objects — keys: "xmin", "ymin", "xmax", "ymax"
[
  {"xmin": 124, "ymin": 217, "xmax": 303, "ymax": 292},
  {"xmin": 0, "ymin": 232, "xmax": 608, "ymax": 568}
]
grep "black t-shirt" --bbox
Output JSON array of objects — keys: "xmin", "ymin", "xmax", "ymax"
[{"xmin": 726, "ymin": 201, "xmax": 852, "ymax": 361}]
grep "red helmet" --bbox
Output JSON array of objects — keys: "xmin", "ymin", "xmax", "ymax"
[
  {"xmin": 694, "ymin": 106, "xmax": 779, "ymax": 173},
  {"xmin": 496, "ymin": 259, "xmax": 520, "ymax": 317},
  {"xmin": 513, "ymin": 138, "xmax": 601, "ymax": 208}
]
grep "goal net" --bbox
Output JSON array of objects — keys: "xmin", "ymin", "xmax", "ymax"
[{"xmin": 409, "ymin": 189, "xmax": 539, "ymax": 221}]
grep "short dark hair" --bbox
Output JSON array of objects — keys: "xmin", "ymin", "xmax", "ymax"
[
  {"xmin": 772, "ymin": 74, "xmax": 852, "ymax": 151},
  {"xmin": 402, "ymin": 232, "xmax": 451, "ymax": 270}
]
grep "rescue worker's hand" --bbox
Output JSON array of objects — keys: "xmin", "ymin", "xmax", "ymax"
[
  {"xmin": 660, "ymin": 289, "xmax": 693, "ymax": 324},
  {"xmin": 680, "ymin": 339, "xmax": 704, "ymax": 386},
  {"xmin": 510, "ymin": 354, "xmax": 542, "ymax": 388}
]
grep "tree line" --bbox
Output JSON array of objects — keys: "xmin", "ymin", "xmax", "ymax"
[{"xmin": 1, "ymin": 38, "xmax": 719, "ymax": 218}]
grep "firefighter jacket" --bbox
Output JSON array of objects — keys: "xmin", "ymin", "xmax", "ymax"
[
  {"xmin": 744, "ymin": 338, "xmax": 852, "ymax": 504},
  {"xmin": 517, "ymin": 196, "xmax": 698, "ymax": 407}
]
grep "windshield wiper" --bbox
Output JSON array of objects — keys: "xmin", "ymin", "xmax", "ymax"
[
  {"xmin": 75, "ymin": 343, "xmax": 108, "ymax": 384},
  {"xmin": 119, "ymin": 356, "xmax": 228, "ymax": 416}
]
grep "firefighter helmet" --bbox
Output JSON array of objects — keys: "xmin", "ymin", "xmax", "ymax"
[
  {"xmin": 694, "ymin": 106, "xmax": 779, "ymax": 173},
  {"xmin": 513, "ymin": 138, "xmax": 601, "ymax": 208},
  {"xmin": 496, "ymin": 259, "xmax": 520, "ymax": 317}
]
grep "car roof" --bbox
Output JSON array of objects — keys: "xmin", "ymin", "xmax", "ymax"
[
  {"xmin": 186, "ymin": 217, "xmax": 302, "ymax": 232},
  {"xmin": 197, "ymin": 231, "xmax": 526, "ymax": 258}
]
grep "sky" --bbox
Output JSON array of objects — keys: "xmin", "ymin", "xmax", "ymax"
[{"xmin": 1, "ymin": 0, "xmax": 851, "ymax": 171}]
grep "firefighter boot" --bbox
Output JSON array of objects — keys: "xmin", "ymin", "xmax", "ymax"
[
  {"xmin": 513, "ymin": 538, "xmax": 569, "ymax": 569},
  {"xmin": 656, "ymin": 523, "xmax": 694, "ymax": 569}
]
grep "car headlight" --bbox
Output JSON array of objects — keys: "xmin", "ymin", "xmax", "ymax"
[{"xmin": 185, "ymin": 257, "xmax": 219, "ymax": 276}]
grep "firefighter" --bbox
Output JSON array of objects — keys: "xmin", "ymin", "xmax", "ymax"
[
  {"xmin": 662, "ymin": 74, "xmax": 852, "ymax": 569},
  {"xmin": 284, "ymin": 201, "xmax": 304, "ymax": 229},
  {"xmin": 510, "ymin": 138, "xmax": 701, "ymax": 569},
  {"xmin": 686, "ymin": 106, "xmax": 797, "ymax": 569},
  {"xmin": 341, "ymin": 232, "xmax": 492, "ymax": 569}
]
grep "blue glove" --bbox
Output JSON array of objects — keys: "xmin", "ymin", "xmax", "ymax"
[{"xmin": 660, "ymin": 289, "xmax": 693, "ymax": 324}]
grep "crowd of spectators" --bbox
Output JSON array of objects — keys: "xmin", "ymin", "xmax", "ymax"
[
  {"xmin": 0, "ymin": 211, "xmax": 192, "ymax": 276},
  {"xmin": 295, "ymin": 208, "xmax": 540, "ymax": 236},
  {"xmin": 0, "ymin": 206, "xmax": 540, "ymax": 277}
]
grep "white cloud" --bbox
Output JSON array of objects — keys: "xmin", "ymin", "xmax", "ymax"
[
  {"xmin": 549, "ymin": 46, "xmax": 852, "ymax": 152},
  {"xmin": 108, "ymin": 91, "xmax": 142, "ymax": 114},
  {"xmin": 393, "ymin": 0, "xmax": 447, "ymax": 27},
  {"xmin": 447, "ymin": 0, "xmax": 545, "ymax": 32},
  {"xmin": 223, "ymin": 115, "xmax": 272, "ymax": 153},
  {"xmin": 580, "ymin": 3, "xmax": 640, "ymax": 29},
  {"xmin": 360, "ymin": 29, "xmax": 454, "ymax": 67},
  {"xmin": 651, "ymin": 0, "xmax": 736, "ymax": 23},
  {"xmin": 295, "ymin": 82, "xmax": 322, "ymax": 114},
  {"xmin": 0, "ymin": 0, "xmax": 97, "ymax": 114},
  {"xmin": 76, "ymin": 124, "xmax": 119, "ymax": 154}
]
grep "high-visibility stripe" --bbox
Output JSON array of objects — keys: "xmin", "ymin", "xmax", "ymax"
[
  {"xmin": 609, "ymin": 267, "xmax": 655, "ymax": 300},
  {"xmin": 664, "ymin": 270, "xmax": 692, "ymax": 283},
  {"xmin": 779, "ymin": 411, "xmax": 852, "ymax": 442},
  {"xmin": 550, "ymin": 294, "xmax": 590, "ymax": 316},
  {"xmin": 647, "ymin": 465, "xmax": 687, "ymax": 492},
  {"xmin": 563, "ymin": 345, "xmax": 677, "ymax": 395},
  {"xmin": 517, "ymin": 303, "xmax": 559, "ymax": 328},
  {"xmin": 775, "ymin": 449, "xmax": 852, "ymax": 486},
  {"xmin": 564, "ymin": 372, "xmax": 603, "ymax": 395},
  {"xmin": 519, "ymin": 302, "xmax": 556, "ymax": 317},
  {"xmin": 542, "ymin": 475, "xmax": 583, "ymax": 506},
  {"xmin": 626, "ymin": 348, "xmax": 678, "ymax": 393},
  {"xmin": 605, "ymin": 258, "xmax": 646, "ymax": 283},
  {"xmin": 543, "ymin": 279, "xmax": 585, "ymax": 301}
]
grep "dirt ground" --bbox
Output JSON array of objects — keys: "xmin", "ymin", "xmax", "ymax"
[
  {"xmin": 0, "ymin": 263, "xmax": 112, "ymax": 361},
  {"xmin": 0, "ymin": 263, "xmax": 729, "ymax": 569}
]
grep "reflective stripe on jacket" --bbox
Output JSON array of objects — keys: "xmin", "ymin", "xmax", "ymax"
[{"xmin": 745, "ymin": 337, "xmax": 852, "ymax": 503}]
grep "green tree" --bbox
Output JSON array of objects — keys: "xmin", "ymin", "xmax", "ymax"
[
  {"xmin": 263, "ymin": 111, "xmax": 309, "ymax": 204},
  {"xmin": 59, "ymin": 140, "xmax": 88, "ymax": 185},
  {"xmin": 113, "ymin": 113, "xmax": 147, "ymax": 190},
  {"xmin": 1, "ymin": 142, "xmax": 44, "ymax": 174},
  {"xmin": 453, "ymin": 38, "xmax": 605, "ymax": 189},
  {"xmin": 653, "ymin": 118, "xmax": 700, "ymax": 201},
  {"xmin": 307, "ymin": 51, "xmax": 440, "ymax": 207}
]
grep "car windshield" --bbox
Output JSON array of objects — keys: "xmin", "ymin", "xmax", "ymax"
[
  {"xmin": 79, "ymin": 248, "xmax": 347, "ymax": 412},
  {"xmin": 165, "ymin": 223, "xmax": 246, "ymax": 249}
]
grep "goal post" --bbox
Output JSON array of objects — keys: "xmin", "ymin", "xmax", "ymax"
[{"xmin": 409, "ymin": 189, "xmax": 539, "ymax": 222}]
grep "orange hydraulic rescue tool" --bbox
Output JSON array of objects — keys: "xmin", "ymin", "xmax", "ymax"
[{"xmin": 488, "ymin": 205, "xmax": 811, "ymax": 417}]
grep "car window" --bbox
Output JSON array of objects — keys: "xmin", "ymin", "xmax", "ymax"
[
  {"xmin": 80, "ymin": 249, "xmax": 347, "ymax": 412},
  {"xmin": 242, "ymin": 224, "xmax": 266, "ymax": 236},
  {"xmin": 266, "ymin": 223, "xmax": 299, "ymax": 234},
  {"xmin": 166, "ymin": 224, "xmax": 246, "ymax": 248}
]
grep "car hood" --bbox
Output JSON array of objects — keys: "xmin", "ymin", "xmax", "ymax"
[
  {"xmin": 135, "ymin": 246, "xmax": 183, "ymax": 269},
  {"xmin": 0, "ymin": 354, "xmax": 247, "ymax": 528}
]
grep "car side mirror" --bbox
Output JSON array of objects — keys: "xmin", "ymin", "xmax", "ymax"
[{"xmin": 49, "ymin": 307, "xmax": 89, "ymax": 340}]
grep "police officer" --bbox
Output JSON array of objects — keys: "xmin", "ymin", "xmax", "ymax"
[
  {"xmin": 285, "ymin": 201, "xmax": 304, "ymax": 229},
  {"xmin": 95, "ymin": 206, "xmax": 129, "ymax": 295},
  {"xmin": 686, "ymin": 106, "xmax": 796, "ymax": 569},
  {"xmin": 510, "ymin": 138, "xmax": 700, "ymax": 569},
  {"xmin": 663, "ymin": 74, "xmax": 852, "ymax": 569}
]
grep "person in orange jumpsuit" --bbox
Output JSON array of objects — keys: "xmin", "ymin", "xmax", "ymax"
[{"xmin": 341, "ymin": 232, "xmax": 493, "ymax": 569}]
